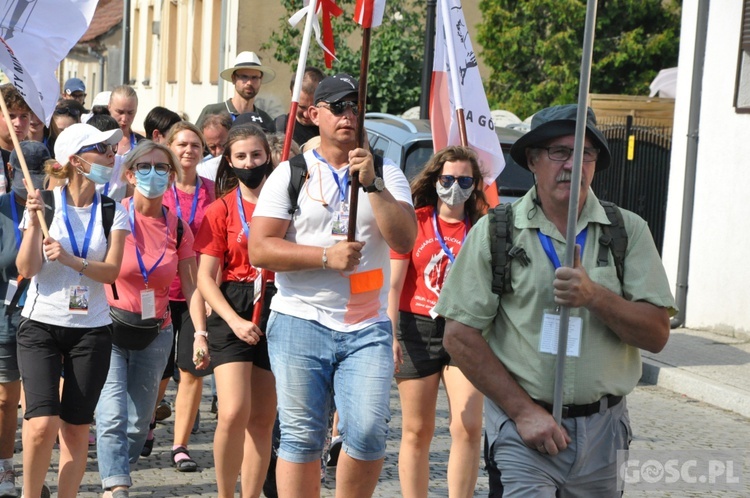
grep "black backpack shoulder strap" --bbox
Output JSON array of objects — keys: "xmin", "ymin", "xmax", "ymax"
[
  {"xmin": 373, "ymin": 154, "xmax": 384, "ymax": 177},
  {"xmin": 287, "ymin": 154, "xmax": 309, "ymax": 215},
  {"xmin": 39, "ymin": 189, "xmax": 55, "ymax": 229},
  {"xmin": 597, "ymin": 200, "xmax": 628, "ymax": 284},
  {"xmin": 100, "ymin": 194, "xmax": 116, "ymax": 241},
  {"xmin": 488, "ymin": 203, "xmax": 514, "ymax": 296},
  {"xmin": 176, "ymin": 217, "xmax": 184, "ymax": 250}
]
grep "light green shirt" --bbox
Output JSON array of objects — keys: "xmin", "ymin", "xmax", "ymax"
[{"xmin": 434, "ymin": 187, "xmax": 676, "ymax": 405}]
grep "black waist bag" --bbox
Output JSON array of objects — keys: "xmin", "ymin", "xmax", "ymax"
[{"xmin": 110, "ymin": 307, "xmax": 163, "ymax": 350}]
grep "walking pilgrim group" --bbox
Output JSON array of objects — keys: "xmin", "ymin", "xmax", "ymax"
[{"xmin": 0, "ymin": 48, "xmax": 674, "ymax": 498}]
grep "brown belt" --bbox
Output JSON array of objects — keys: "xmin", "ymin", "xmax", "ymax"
[{"xmin": 533, "ymin": 394, "xmax": 623, "ymax": 418}]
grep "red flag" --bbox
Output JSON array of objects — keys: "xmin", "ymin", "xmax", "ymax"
[
  {"xmin": 430, "ymin": 0, "xmax": 505, "ymax": 208},
  {"xmin": 318, "ymin": 0, "xmax": 343, "ymax": 69},
  {"xmin": 353, "ymin": 0, "xmax": 386, "ymax": 28}
]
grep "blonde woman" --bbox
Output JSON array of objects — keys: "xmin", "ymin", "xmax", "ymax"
[{"xmin": 16, "ymin": 123, "xmax": 129, "ymax": 498}]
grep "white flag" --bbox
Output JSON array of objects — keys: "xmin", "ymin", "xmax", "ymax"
[
  {"xmin": 430, "ymin": 0, "xmax": 504, "ymax": 199},
  {"xmin": 0, "ymin": 0, "xmax": 98, "ymax": 125}
]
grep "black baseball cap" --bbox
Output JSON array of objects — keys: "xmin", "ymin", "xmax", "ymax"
[{"xmin": 313, "ymin": 73, "xmax": 359, "ymax": 105}]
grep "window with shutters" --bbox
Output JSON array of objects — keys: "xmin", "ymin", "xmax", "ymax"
[{"xmin": 735, "ymin": 0, "xmax": 750, "ymax": 111}]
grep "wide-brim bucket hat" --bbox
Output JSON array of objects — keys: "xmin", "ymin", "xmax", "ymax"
[{"xmin": 510, "ymin": 104, "xmax": 611, "ymax": 171}]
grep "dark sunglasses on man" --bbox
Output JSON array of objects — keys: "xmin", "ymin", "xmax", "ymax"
[
  {"xmin": 318, "ymin": 101, "xmax": 359, "ymax": 116},
  {"xmin": 438, "ymin": 175, "xmax": 474, "ymax": 189}
]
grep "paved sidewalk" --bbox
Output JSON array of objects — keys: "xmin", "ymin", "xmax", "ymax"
[{"xmin": 641, "ymin": 327, "xmax": 750, "ymax": 418}]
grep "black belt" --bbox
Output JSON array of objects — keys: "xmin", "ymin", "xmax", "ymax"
[{"xmin": 533, "ymin": 394, "xmax": 623, "ymax": 418}]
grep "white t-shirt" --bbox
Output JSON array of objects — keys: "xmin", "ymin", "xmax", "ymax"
[
  {"xmin": 21, "ymin": 187, "xmax": 130, "ymax": 328},
  {"xmin": 254, "ymin": 150, "xmax": 413, "ymax": 332},
  {"xmin": 196, "ymin": 155, "xmax": 220, "ymax": 182}
]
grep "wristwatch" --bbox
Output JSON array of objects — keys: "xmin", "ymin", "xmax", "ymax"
[
  {"xmin": 80, "ymin": 259, "xmax": 89, "ymax": 273},
  {"xmin": 362, "ymin": 176, "xmax": 385, "ymax": 193}
]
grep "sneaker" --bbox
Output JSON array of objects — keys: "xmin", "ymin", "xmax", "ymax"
[
  {"xmin": 326, "ymin": 436, "xmax": 343, "ymax": 468},
  {"xmin": 0, "ymin": 466, "xmax": 17, "ymax": 498},
  {"xmin": 155, "ymin": 399, "xmax": 172, "ymax": 421},
  {"xmin": 111, "ymin": 489, "xmax": 129, "ymax": 498},
  {"xmin": 20, "ymin": 483, "xmax": 49, "ymax": 498}
]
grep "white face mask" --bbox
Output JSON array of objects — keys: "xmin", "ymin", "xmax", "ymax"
[{"xmin": 436, "ymin": 180, "xmax": 474, "ymax": 207}]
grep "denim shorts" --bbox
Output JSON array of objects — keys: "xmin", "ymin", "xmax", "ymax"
[
  {"xmin": 0, "ymin": 307, "xmax": 19, "ymax": 382},
  {"xmin": 267, "ymin": 312, "xmax": 393, "ymax": 464}
]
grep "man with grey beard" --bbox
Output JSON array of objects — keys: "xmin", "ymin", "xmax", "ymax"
[{"xmin": 434, "ymin": 104, "xmax": 676, "ymax": 497}]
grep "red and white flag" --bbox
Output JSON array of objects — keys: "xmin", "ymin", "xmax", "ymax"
[
  {"xmin": 430, "ymin": 0, "xmax": 504, "ymax": 206},
  {"xmin": 353, "ymin": 0, "xmax": 386, "ymax": 28},
  {"xmin": 0, "ymin": 0, "xmax": 98, "ymax": 125}
]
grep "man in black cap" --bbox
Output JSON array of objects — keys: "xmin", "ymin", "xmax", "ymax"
[
  {"xmin": 249, "ymin": 74, "xmax": 416, "ymax": 497},
  {"xmin": 434, "ymin": 104, "xmax": 676, "ymax": 496},
  {"xmin": 0, "ymin": 141, "xmax": 50, "ymax": 496}
]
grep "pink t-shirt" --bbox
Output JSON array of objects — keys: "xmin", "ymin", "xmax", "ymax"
[
  {"xmin": 162, "ymin": 175, "xmax": 215, "ymax": 301},
  {"xmin": 106, "ymin": 198, "xmax": 196, "ymax": 326}
]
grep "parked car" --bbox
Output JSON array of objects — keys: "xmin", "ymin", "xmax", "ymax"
[{"xmin": 364, "ymin": 113, "xmax": 534, "ymax": 201}]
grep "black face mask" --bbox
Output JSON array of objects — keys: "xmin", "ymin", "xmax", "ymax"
[{"xmin": 232, "ymin": 162, "xmax": 271, "ymax": 190}]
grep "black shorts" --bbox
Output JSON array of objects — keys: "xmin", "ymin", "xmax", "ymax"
[
  {"xmin": 175, "ymin": 299, "xmax": 213, "ymax": 378},
  {"xmin": 207, "ymin": 281, "xmax": 274, "ymax": 370},
  {"xmin": 161, "ymin": 300, "xmax": 187, "ymax": 380},
  {"xmin": 394, "ymin": 311, "xmax": 454, "ymax": 379},
  {"xmin": 17, "ymin": 318, "xmax": 112, "ymax": 424}
]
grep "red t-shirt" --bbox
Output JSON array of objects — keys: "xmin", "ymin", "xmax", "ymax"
[
  {"xmin": 106, "ymin": 198, "xmax": 196, "ymax": 326},
  {"xmin": 162, "ymin": 175, "xmax": 215, "ymax": 300},
  {"xmin": 391, "ymin": 205, "xmax": 469, "ymax": 316},
  {"xmin": 194, "ymin": 187, "xmax": 260, "ymax": 283}
]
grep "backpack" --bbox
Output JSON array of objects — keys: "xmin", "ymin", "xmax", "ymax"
[
  {"xmin": 286, "ymin": 153, "xmax": 384, "ymax": 214},
  {"xmin": 488, "ymin": 199, "xmax": 628, "ymax": 297}
]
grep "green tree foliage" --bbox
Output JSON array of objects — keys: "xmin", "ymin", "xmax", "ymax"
[
  {"xmin": 477, "ymin": 0, "xmax": 681, "ymax": 118},
  {"xmin": 264, "ymin": 0, "xmax": 424, "ymax": 114}
]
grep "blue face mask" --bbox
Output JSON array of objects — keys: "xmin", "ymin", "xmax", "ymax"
[
  {"xmin": 135, "ymin": 167, "xmax": 170, "ymax": 199},
  {"xmin": 77, "ymin": 157, "xmax": 113, "ymax": 185}
]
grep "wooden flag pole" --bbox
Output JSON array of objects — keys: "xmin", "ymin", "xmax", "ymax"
[{"xmin": 346, "ymin": 25, "xmax": 372, "ymax": 242}]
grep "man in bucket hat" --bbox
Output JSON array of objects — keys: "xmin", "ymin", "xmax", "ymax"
[
  {"xmin": 195, "ymin": 51, "xmax": 276, "ymax": 132},
  {"xmin": 434, "ymin": 104, "xmax": 676, "ymax": 496}
]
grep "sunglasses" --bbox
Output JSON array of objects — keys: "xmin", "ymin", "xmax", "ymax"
[
  {"xmin": 438, "ymin": 175, "xmax": 474, "ymax": 189},
  {"xmin": 78, "ymin": 142, "xmax": 118, "ymax": 154},
  {"xmin": 318, "ymin": 101, "xmax": 359, "ymax": 116},
  {"xmin": 54, "ymin": 107, "xmax": 81, "ymax": 118},
  {"xmin": 134, "ymin": 162, "xmax": 171, "ymax": 176}
]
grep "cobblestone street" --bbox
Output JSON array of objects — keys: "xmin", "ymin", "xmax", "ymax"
[{"xmin": 17, "ymin": 382, "xmax": 749, "ymax": 497}]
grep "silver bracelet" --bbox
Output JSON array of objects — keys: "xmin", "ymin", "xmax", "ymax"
[
  {"xmin": 322, "ymin": 246, "xmax": 328, "ymax": 269},
  {"xmin": 193, "ymin": 331, "xmax": 208, "ymax": 338}
]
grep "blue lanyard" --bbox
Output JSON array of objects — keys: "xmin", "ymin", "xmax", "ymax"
[
  {"xmin": 172, "ymin": 177, "xmax": 201, "ymax": 225},
  {"xmin": 61, "ymin": 186, "xmax": 99, "ymax": 261},
  {"xmin": 130, "ymin": 132, "xmax": 137, "ymax": 150},
  {"xmin": 313, "ymin": 149, "xmax": 349, "ymax": 203},
  {"xmin": 537, "ymin": 228, "xmax": 588, "ymax": 269},
  {"xmin": 236, "ymin": 187, "xmax": 250, "ymax": 239},
  {"xmin": 10, "ymin": 192, "xmax": 21, "ymax": 250},
  {"xmin": 103, "ymin": 182, "xmax": 110, "ymax": 196},
  {"xmin": 431, "ymin": 211, "xmax": 468, "ymax": 264},
  {"xmin": 128, "ymin": 201, "xmax": 169, "ymax": 288}
]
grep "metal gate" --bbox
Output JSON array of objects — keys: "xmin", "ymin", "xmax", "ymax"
[{"xmin": 591, "ymin": 116, "xmax": 672, "ymax": 253}]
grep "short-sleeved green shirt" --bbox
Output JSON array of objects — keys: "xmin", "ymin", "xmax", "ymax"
[{"xmin": 434, "ymin": 187, "xmax": 676, "ymax": 405}]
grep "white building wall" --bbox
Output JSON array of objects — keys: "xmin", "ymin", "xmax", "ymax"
[{"xmin": 663, "ymin": 0, "xmax": 750, "ymax": 334}]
